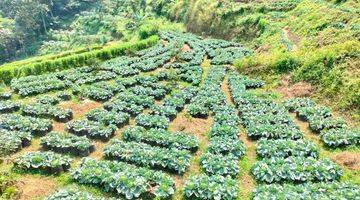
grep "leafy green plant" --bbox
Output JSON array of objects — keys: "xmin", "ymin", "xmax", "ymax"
[
  {"xmin": 71, "ymin": 158, "xmax": 175, "ymax": 199},
  {"xmin": 256, "ymin": 139, "xmax": 319, "ymax": 158},
  {"xmin": 66, "ymin": 119, "xmax": 116, "ymax": 141},
  {"xmin": 0, "ymin": 114, "xmax": 52, "ymax": 135},
  {"xmin": 135, "ymin": 114, "xmax": 170, "ymax": 129},
  {"xmin": 251, "ymin": 157, "xmax": 342, "ymax": 183},
  {"xmin": 253, "ymin": 182, "xmax": 360, "ymax": 200},
  {"xmin": 321, "ymin": 128, "xmax": 360, "ymax": 147},
  {"xmin": 200, "ymin": 153, "xmax": 239, "ymax": 177},
  {"xmin": 45, "ymin": 188, "xmax": 98, "ymax": 200},
  {"xmin": 0, "ymin": 130, "xmax": 32, "ymax": 156},
  {"xmin": 86, "ymin": 108, "xmax": 130, "ymax": 127},
  {"xmin": 208, "ymin": 136, "xmax": 246, "ymax": 158},
  {"xmin": 104, "ymin": 140, "xmax": 191, "ymax": 174},
  {"xmin": 0, "ymin": 100, "xmax": 20, "ymax": 113},
  {"xmin": 122, "ymin": 126, "xmax": 199, "ymax": 152},
  {"xmin": 184, "ymin": 175, "xmax": 238, "ymax": 200},
  {"xmin": 21, "ymin": 103, "xmax": 73, "ymax": 122},
  {"xmin": 14, "ymin": 151, "xmax": 72, "ymax": 174},
  {"xmin": 40, "ymin": 132, "xmax": 95, "ymax": 157}
]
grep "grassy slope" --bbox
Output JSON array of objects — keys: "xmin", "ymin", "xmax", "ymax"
[
  {"xmin": 232, "ymin": 0, "xmax": 360, "ymax": 125},
  {"xmin": 174, "ymin": 0, "xmax": 359, "ymax": 125}
]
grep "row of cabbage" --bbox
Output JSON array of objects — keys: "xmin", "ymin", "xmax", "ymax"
[
  {"xmin": 284, "ymin": 98, "xmax": 359, "ymax": 147},
  {"xmin": 184, "ymin": 66, "xmax": 245, "ymax": 200},
  {"xmin": 68, "ymin": 45, "xmax": 204, "ymax": 199},
  {"xmin": 160, "ymin": 31, "xmax": 251, "ymax": 65},
  {"xmin": 0, "ymin": 91, "xmax": 74, "ymax": 155},
  {"xmin": 9, "ymin": 42, "xmax": 176, "ymax": 97},
  {"xmin": 227, "ymin": 73, "xmax": 359, "ymax": 198},
  {"xmin": 102, "ymin": 83, "xmax": 200, "ymax": 174},
  {"xmin": 5, "ymin": 43, "xmax": 180, "ymax": 181}
]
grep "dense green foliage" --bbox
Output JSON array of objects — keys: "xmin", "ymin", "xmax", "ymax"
[
  {"xmin": 253, "ymin": 182, "xmax": 360, "ymax": 199},
  {"xmin": 14, "ymin": 151, "xmax": 72, "ymax": 174},
  {"xmin": 71, "ymin": 158, "xmax": 175, "ymax": 199},
  {"xmin": 46, "ymin": 188, "xmax": 98, "ymax": 200}
]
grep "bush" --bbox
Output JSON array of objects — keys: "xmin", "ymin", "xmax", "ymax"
[{"xmin": 274, "ymin": 52, "xmax": 300, "ymax": 73}]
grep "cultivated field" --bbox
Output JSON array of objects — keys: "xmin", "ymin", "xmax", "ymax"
[{"xmin": 0, "ymin": 31, "xmax": 359, "ymax": 199}]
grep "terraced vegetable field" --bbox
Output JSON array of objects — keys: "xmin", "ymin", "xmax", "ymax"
[{"xmin": 0, "ymin": 31, "xmax": 359, "ymax": 199}]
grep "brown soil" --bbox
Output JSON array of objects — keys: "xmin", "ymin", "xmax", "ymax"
[
  {"xmin": 168, "ymin": 112, "xmax": 212, "ymax": 140},
  {"xmin": 277, "ymin": 75, "xmax": 313, "ymax": 98},
  {"xmin": 88, "ymin": 140, "xmax": 107, "ymax": 160},
  {"xmin": 169, "ymin": 109, "xmax": 212, "ymax": 199},
  {"xmin": 331, "ymin": 152, "xmax": 360, "ymax": 170},
  {"xmin": 58, "ymin": 100, "xmax": 102, "ymax": 120},
  {"xmin": 221, "ymin": 77, "xmax": 233, "ymax": 105},
  {"xmin": 181, "ymin": 44, "xmax": 191, "ymax": 52},
  {"xmin": 18, "ymin": 175, "xmax": 57, "ymax": 200},
  {"xmin": 52, "ymin": 121, "xmax": 65, "ymax": 133}
]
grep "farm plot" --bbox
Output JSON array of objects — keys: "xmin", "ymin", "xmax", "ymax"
[{"xmin": 0, "ymin": 31, "xmax": 359, "ymax": 200}]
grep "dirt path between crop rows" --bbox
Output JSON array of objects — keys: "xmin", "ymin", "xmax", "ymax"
[
  {"xmin": 221, "ymin": 76, "xmax": 257, "ymax": 199},
  {"xmin": 169, "ymin": 111, "xmax": 212, "ymax": 199}
]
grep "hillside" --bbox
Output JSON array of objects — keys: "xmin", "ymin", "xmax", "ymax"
[{"xmin": 0, "ymin": 0, "xmax": 359, "ymax": 200}]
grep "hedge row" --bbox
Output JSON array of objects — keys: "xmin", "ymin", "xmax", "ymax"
[{"xmin": 0, "ymin": 36, "xmax": 159, "ymax": 84}]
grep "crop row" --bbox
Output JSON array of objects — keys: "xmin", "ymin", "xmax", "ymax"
[
  {"xmin": 21, "ymin": 103, "xmax": 73, "ymax": 122},
  {"xmin": 122, "ymin": 126, "xmax": 199, "ymax": 152},
  {"xmin": 150, "ymin": 86, "xmax": 199, "ymax": 120},
  {"xmin": 86, "ymin": 108, "xmax": 130, "ymax": 127},
  {"xmin": 66, "ymin": 119, "xmax": 116, "ymax": 141},
  {"xmin": 135, "ymin": 113, "xmax": 170, "ymax": 129},
  {"xmin": 187, "ymin": 66, "xmax": 226, "ymax": 117},
  {"xmin": 0, "ymin": 100, "xmax": 20, "ymax": 113},
  {"xmin": 45, "ymin": 188, "xmax": 98, "ymax": 200},
  {"xmin": 74, "ymin": 81, "xmax": 125, "ymax": 101},
  {"xmin": 253, "ymin": 182, "xmax": 360, "ymax": 199},
  {"xmin": 160, "ymin": 31, "xmax": 251, "ymax": 65},
  {"xmin": 104, "ymin": 92, "xmax": 154, "ymax": 116},
  {"xmin": 184, "ymin": 66, "xmax": 244, "ymax": 199},
  {"xmin": 9, "ymin": 41, "xmax": 174, "ymax": 97},
  {"xmin": 40, "ymin": 132, "xmax": 95, "ymax": 157},
  {"xmin": 251, "ymin": 156, "xmax": 342, "ymax": 183},
  {"xmin": 103, "ymin": 140, "xmax": 191, "ymax": 174},
  {"xmin": 0, "ymin": 114, "xmax": 52, "ymax": 135},
  {"xmin": 284, "ymin": 98, "xmax": 359, "ymax": 147},
  {"xmin": 256, "ymin": 139, "xmax": 319, "ymax": 158},
  {"xmin": 0, "ymin": 92, "xmax": 12, "ymax": 100},
  {"xmin": 14, "ymin": 151, "xmax": 72, "ymax": 174},
  {"xmin": 184, "ymin": 175, "xmax": 238, "ymax": 200},
  {"xmin": 71, "ymin": 158, "xmax": 175, "ymax": 199},
  {"xmin": 0, "ymin": 129, "xmax": 32, "ymax": 156}
]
